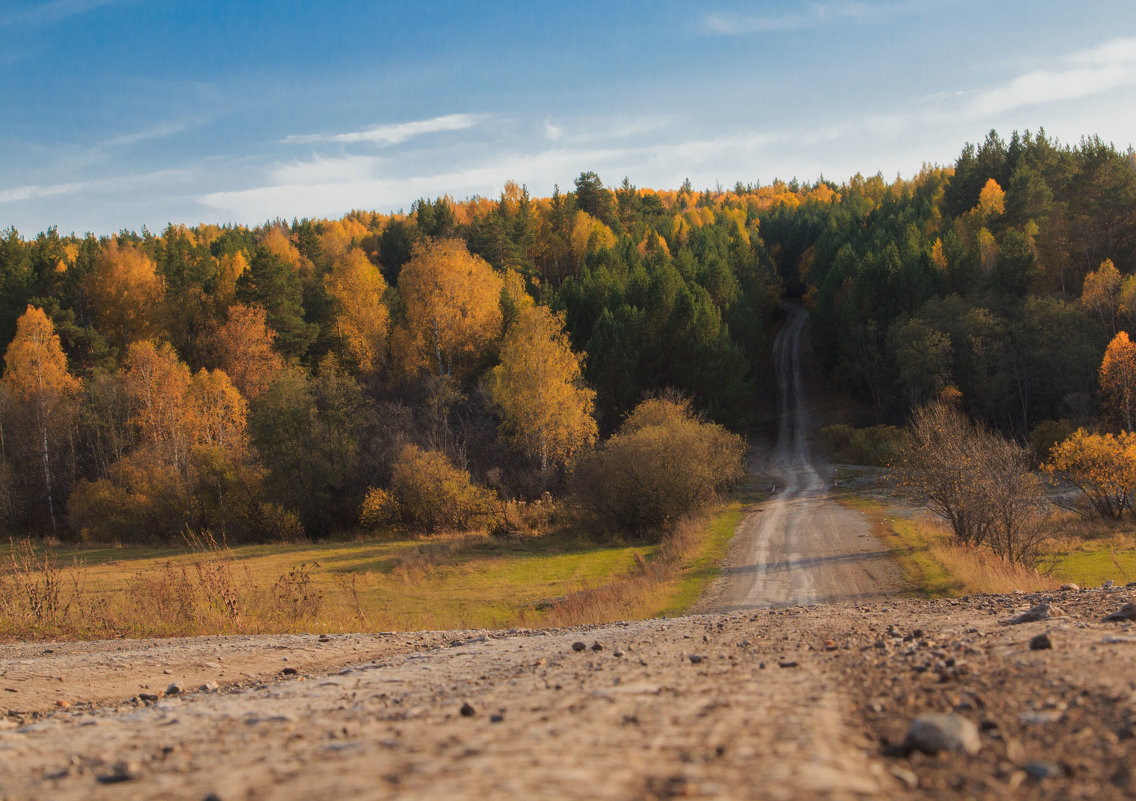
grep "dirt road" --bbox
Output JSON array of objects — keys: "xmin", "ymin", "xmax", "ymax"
[
  {"xmin": 699, "ymin": 302, "xmax": 903, "ymax": 612},
  {"xmin": 4, "ymin": 589, "xmax": 1136, "ymax": 799}
]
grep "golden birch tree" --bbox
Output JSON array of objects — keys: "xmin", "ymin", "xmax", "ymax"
[
  {"xmin": 325, "ymin": 249, "xmax": 390, "ymax": 373},
  {"xmin": 488, "ymin": 305, "xmax": 597, "ymax": 479},
  {"xmin": 397, "ymin": 238, "xmax": 503, "ymax": 377},
  {"xmin": 1101, "ymin": 330, "xmax": 1136, "ymax": 431},
  {"xmin": 1, "ymin": 306, "xmax": 80, "ymax": 530}
]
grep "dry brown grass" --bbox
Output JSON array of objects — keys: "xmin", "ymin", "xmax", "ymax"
[{"xmin": 0, "ymin": 533, "xmax": 334, "ymax": 639}]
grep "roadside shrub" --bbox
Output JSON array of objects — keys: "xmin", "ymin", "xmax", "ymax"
[
  {"xmin": 390, "ymin": 444, "xmax": 492, "ymax": 532},
  {"xmin": 571, "ymin": 398, "xmax": 745, "ymax": 537},
  {"xmin": 819, "ymin": 423, "xmax": 903, "ymax": 466},
  {"xmin": 1044, "ymin": 428, "xmax": 1136, "ymax": 519},
  {"xmin": 1029, "ymin": 419, "xmax": 1079, "ymax": 465},
  {"xmin": 897, "ymin": 401, "xmax": 1050, "ymax": 565}
]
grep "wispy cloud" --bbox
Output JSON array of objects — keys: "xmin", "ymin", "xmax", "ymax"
[
  {"xmin": 104, "ymin": 120, "xmax": 192, "ymax": 148},
  {"xmin": 966, "ymin": 37, "xmax": 1136, "ymax": 116},
  {"xmin": 282, "ymin": 113, "xmax": 482, "ymax": 146},
  {"xmin": 705, "ymin": 1, "xmax": 925, "ymax": 34},
  {"xmin": 1, "ymin": 0, "xmax": 129, "ymax": 27},
  {"xmin": 0, "ymin": 168, "xmax": 188, "ymax": 205}
]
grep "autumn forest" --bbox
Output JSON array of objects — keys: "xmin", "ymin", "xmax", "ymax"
[{"xmin": 2, "ymin": 129, "xmax": 1135, "ymax": 545}]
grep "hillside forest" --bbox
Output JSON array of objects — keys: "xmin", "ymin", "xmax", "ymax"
[{"xmin": 1, "ymin": 129, "xmax": 1134, "ymax": 544}]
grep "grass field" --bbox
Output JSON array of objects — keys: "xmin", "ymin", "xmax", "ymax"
[{"xmin": 0, "ymin": 495, "xmax": 743, "ymax": 640}]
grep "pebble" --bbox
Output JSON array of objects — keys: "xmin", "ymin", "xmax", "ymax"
[
  {"xmin": 96, "ymin": 760, "xmax": 142, "ymax": 784},
  {"xmin": 591, "ymin": 642, "xmax": 603, "ymax": 652},
  {"xmin": 1008, "ymin": 603, "xmax": 1060, "ymax": 624},
  {"xmin": 199, "ymin": 682, "xmax": 220, "ymax": 693},
  {"xmin": 1104, "ymin": 602, "xmax": 1136, "ymax": 622},
  {"xmin": 1029, "ymin": 633, "xmax": 1053, "ymax": 651},
  {"xmin": 904, "ymin": 713, "xmax": 982, "ymax": 756},
  {"xmin": 1060, "ymin": 583, "xmax": 1079, "ymax": 591},
  {"xmin": 688, "ymin": 654, "xmax": 703, "ymax": 664},
  {"xmin": 166, "ymin": 682, "xmax": 185, "ymax": 695},
  {"xmin": 778, "ymin": 660, "xmax": 799, "ymax": 668},
  {"xmin": 571, "ymin": 642, "xmax": 587, "ymax": 652},
  {"xmin": 460, "ymin": 702, "xmax": 476, "ymax": 717},
  {"xmin": 138, "ymin": 692, "xmax": 161, "ymax": 703},
  {"xmin": 1025, "ymin": 761, "xmax": 1063, "ymax": 780},
  {"xmin": 281, "ymin": 667, "xmax": 299, "ymax": 676}
]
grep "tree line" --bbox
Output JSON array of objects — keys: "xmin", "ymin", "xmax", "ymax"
[{"xmin": 0, "ymin": 175, "xmax": 771, "ymax": 541}]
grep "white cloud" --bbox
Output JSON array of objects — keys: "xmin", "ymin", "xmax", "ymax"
[
  {"xmin": 0, "ymin": 168, "xmax": 188, "ymax": 205},
  {"xmin": 966, "ymin": 37, "xmax": 1136, "ymax": 116},
  {"xmin": 104, "ymin": 120, "xmax": 191, "ymax": 148},
  {"xmin": 282, "ymin": 113, "xmax": 482, "ymax": 146},
  {"xmin": 705, "ymin": 1, "xmax": 925, "ymax": 34}
]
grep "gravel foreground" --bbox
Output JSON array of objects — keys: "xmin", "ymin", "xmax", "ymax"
[{"xmin": 2, "ymin": 586, "xmax": 1135, "ymax": 800}]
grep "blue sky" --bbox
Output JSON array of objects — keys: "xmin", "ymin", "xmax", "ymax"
[{"xmin": 2, "ymin": 0, "xmax": 1135, "ymax": 235}]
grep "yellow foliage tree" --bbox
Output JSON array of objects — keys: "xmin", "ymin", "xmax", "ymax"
[
  {"xmin": 86, "ymin": 241, "xmax": 165, "ymax": 350},
  {"xmin": 977, "ymin": 178, "xmax": 1005, "ymax": 217},
  {"xmin": 1081, "ymin": 258, "xmax": 1122, "ymax": 334},
  {"xmin": 488, "ymin": 305, "xmax": 597, "ymax": 478},
  {"xmin": 1045, "ymin": 429, "xmax": 1136, "ymax": 518},
  {"xmin": 569, "ymin": 210, "xmax": 616, "ymax": 268},
  {"xmin": 211, "ymin": 303, "xmax": 285, "ymax": 400},
  {"xmin": 185, "ymin": 368, "xmax": 248, "ymax": 453},
  {"xmin": 1, "ymin": 306, "xmax": 80, "ymax": 530},
  {"xmin": 214, "ymin": 251, "xmax": 249, "ymax": 308},
  {"xmin": 325, "ymin": 249, "xmax": 390, "ymax": 372},
  {"xmin": 124, "ymin": 340, "xmax": 192, "ymax": 470},
  {"xmin": 397, "ymin": 238, "xmax": 504, "ymax": 377},
  {"xmin": 1101, "ymin": 330, "xmax": 1136, "ymax": 431}
]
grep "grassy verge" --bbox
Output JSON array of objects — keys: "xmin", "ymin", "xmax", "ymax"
[{"xmin": 850, "ymin": 497, "xmax": 1136, "ymax": 596}]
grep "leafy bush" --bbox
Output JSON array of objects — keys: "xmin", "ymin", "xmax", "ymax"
[
  {"xmin": 819, "ymin": 423, "xmax": 903, "ymax": 466},
  {"xmin": 390, "ymin": 444, "xmax": 492, "ymax": 532},
  {"xmin": 571, "ymin": 398, "xmax": 745, "ymax": 537},
  {"xmin": 359, "ymin": 487, "xmax": 398, "ymax": 529}
]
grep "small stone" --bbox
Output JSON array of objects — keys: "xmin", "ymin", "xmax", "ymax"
[
  {"xmin": 490, "ymin": 713, "xmax": 504, "ymax": 723},
  {"xmin": 1008, "ymin": 603, "xmax": 1060, "ymax": 624},
  {"xmin": 689, "ymin": 654, "xmax": 703, "ymax": 664},
  {"xmin": 778, "ymin": 660, "xmax": 799, "ymax": 668},
  {"xmin": 96, "ymin": 760, "xmax": 142, "ymax": 784},
  {"xmin": 1104, "ymin": 602, "xmax": 1136, "ymax": 622},
  {"xmin": 1104, "ymin": 579, "xmax": 1115, "ymax": 588},
  {"xmin": 823, "ymin": 639, "xmax": 837, "ymax": 651},
  {"xmin": 138, "ymin": 692, "xmax": 161, "ymax": 703},
  {"xmin": 591, "ymin": 642, "xmax": 603, "ymax": 652},
  {"xmin": 1060, "ymin": 583, "xmax": 1079, "ymax": 591},
  {"xmin": 904, "ymin": 713, "xmax": 982, "ymax": 756},
  {"xmin": 889, "ymin": 765, "xmax": 919, "ymax": 788},
  {"xmin": 1029, "ymin": 633, "xmax": 1053, "ymax": 651},
  {"xmin": 199, "ymin": 682, "xmax": 219, "ymax": 693},
  {"xmin": 613, "ymin": 650, "xmax": 624, "ymax": 658},
  {"xmin": 55, "ymin": 699, "xmax": 69, "ymax": 709},
  {"xmin": 571, "ymin": 641, "xmax": 587, "ymax": 652},
  {"xmin": 165, "ymin": 682, "xmax": 185, "ymax": 696},
  {"xmin": 460, "ymin": 702, "xmax": 476, "ymax": 717},
  {"xmin": 281, "ymin": 667, "xmax": 299, "ymax": 676},
  {"xmin": 1024, "ymin": 761, "xmax": 1063, "ymax": 780}
]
